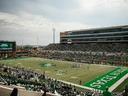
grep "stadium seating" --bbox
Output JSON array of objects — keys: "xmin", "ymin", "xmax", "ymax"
[
  {"xmin": 44, "ymin": 43, "xmax": 128, "ymax": 52},
  {"xmin": 33, "ymin": 42, "xmax": 127, "ymax": 67},
  {"xmin": 0, "ymin": 64, "xmax": 95, "ymax": 96},
  {"xmin": 0, "ymin": 64, "xmax": 127, "ymax": 96}
]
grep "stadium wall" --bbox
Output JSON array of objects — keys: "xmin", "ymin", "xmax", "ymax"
[
  {"xmin": 60, "ymin": 25, "xmax": 128, "ymax": 44},
  {"xmin": 0, "ymin": 85, "xmax": 55, "ymax": 96}
]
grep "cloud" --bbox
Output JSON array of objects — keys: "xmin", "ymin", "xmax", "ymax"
[
  {"xmin": 0, "ymin": 0, "xmax": 128, "ymax": 45},
  {"xmin": 75, "ymin": 0, "xmax": 128, "ymax": 25},
  {"xmin": 0, "ymin": 11, "xmax": 90, "ymax": 45}
]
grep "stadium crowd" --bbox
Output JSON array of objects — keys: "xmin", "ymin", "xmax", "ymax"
[
  {"xmin": 29, "ymin": 43, "xmax": 128, "ymax": 67},
  {"xmin": 44, "ymin": 43, "xmax": 128, "ymax": 52},
  {"xmin": 1, "ymin": 64, "xmax": 127, "ymax": 96},
  {"xmin": 32, "ymin": 50, "xmax": 128, "ymax": 66},
  {"xmin": 1, "ymin": 43, "xmax": 128, "ymax": 96},
  {"xmin": 0, "ymin": 64, "xmax": 99, "ymax": 96}
]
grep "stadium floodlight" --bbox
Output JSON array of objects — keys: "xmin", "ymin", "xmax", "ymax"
[{"xmin": 53, "ymin": 28, "xmax": 56, "ymax": 43}]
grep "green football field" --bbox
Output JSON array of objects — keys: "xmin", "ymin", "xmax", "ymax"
[
  {"xmin": 0, "ymin": 57, "xmax": 115, "ymax": 84},
  {"xmin": 0, "ymin": 57, "xmax": 127, "ymax": 92}
]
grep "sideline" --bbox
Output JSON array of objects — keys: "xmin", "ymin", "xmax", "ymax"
[{"xmin": 109, "ymin": 73, "xmax": 128, "ymax": 92}]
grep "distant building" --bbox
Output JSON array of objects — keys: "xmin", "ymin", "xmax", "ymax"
[
  {"xmin": 0, "ymin": 41, "xmax": 16, "ymax": 58},
  {"xmin": 60, "ymin": 25, "xmax": 128, "ymax": 43}
]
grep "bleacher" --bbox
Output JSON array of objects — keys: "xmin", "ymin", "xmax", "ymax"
[
  {"xmin": 44, "ymin": 43, "xmax": 128, "ymax": 52},
  {"xmin": 0, "ymin": 64, "xmax": 95, "ymax": 96},
  {"xmin": 37, "ymin": 42, "xmax": 128, "ymax": 67}
]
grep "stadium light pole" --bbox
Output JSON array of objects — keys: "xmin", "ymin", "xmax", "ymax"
[
  {"xmin": 21, "ymin": 40, "xmax": 23, "ymax": 49},
  {"xmin": 36, "ymin": 35, "xmax": 39, "ymax": 46},
  {"xmin": 53, "ymin": 28, "xmax": 55, "ymax": 44}
]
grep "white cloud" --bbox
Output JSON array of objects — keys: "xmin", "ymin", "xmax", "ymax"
[
  {"xmin": 0, "ymin": 11, "xmax": 90, "ymax": 45},
  {"xmin": 0, "ymin": 0, "xmax": 128, "ymax": 45}
]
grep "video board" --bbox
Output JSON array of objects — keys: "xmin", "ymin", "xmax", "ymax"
[{"xmin": 0, "ymin": 41, "xmax": 16, "ymax": 51}]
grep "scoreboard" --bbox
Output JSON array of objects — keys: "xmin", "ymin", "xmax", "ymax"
[{"xmin": 0, "ymin": 41, "xmax": 16, "ymax": 51}]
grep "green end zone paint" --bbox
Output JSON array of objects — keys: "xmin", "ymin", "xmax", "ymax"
[{"xmin": 84, "ymin": 67, "xmax": 128, "ymax": 91}]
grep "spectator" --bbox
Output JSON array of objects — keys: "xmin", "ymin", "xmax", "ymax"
[
  {"xmin": 122, "ymin": 85, "xmax": 128, "ymax": 96},
  {"xmin": 103, "ymin": 88, "xmax": 112, "ymax": 96},
  {"xmin": 10, "ymin": 88, "xmax": 18, "ymax": 96}
]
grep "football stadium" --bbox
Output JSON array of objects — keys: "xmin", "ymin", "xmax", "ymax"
[{"xmin": 0, "ymin": 25, "xmax": 128, "ymax": 96}]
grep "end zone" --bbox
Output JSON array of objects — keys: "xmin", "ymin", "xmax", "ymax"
[{"xmin": 84, "ymin": 67, "xmax": 128, "ymax": 92}]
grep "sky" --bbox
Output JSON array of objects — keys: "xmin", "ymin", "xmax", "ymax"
[{"xmin": 0, "ymin": 0, "xmax": 128, "ymax": 45}]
